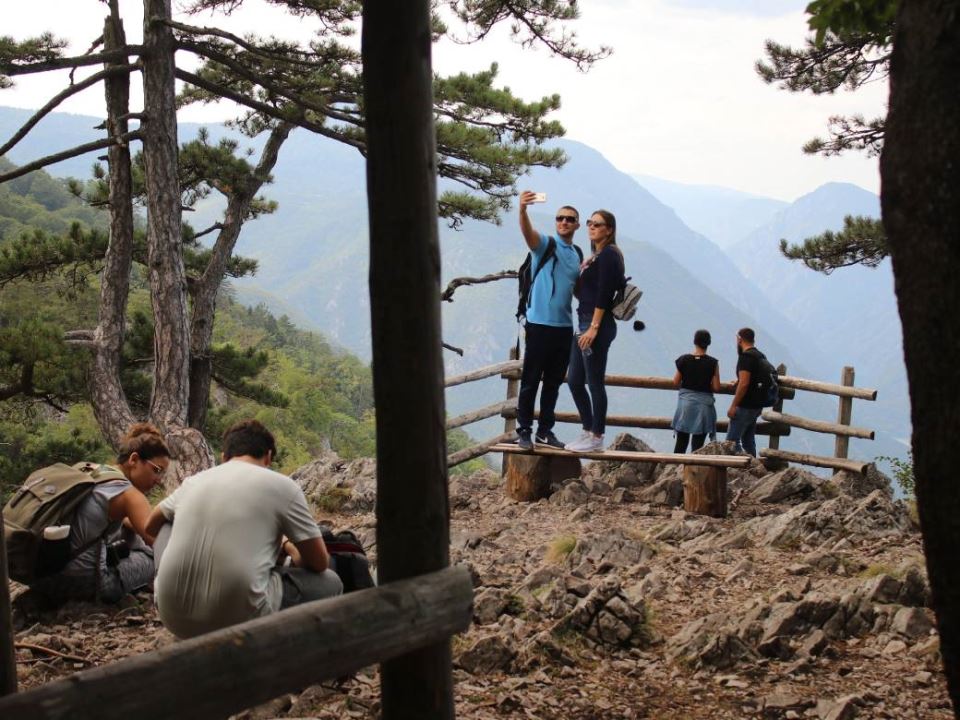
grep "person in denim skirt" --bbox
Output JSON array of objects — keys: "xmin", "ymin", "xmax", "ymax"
[
  {"xmin": 565, "ymin": 210, "xmax": 624, "ymax": 453},
  {"xmin": 671, "ymin": 329, "xmax": 721, "ymax": 453}
]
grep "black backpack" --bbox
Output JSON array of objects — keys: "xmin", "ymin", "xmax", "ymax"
[
  {"xmin": 321, "ymin": 528, "xmax": 375, "ymax": 593},
  {"xmin": 746, "ymin": 348, "xmax": 780, "ymax": 407},
  {"xmin": 516, "ymin": 237, "xmax": 584, "ymax": 321}
]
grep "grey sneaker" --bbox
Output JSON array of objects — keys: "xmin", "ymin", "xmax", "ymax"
[
  {"xmin": 535, "ymin": 431, "xmax": 565, "ymax": 449},
  {"xmin": 515, "ymin": 430, "xmax": 533, "ymax": 451}
]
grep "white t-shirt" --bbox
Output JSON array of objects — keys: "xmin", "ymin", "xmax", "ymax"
[{"xmin": 154, "ymin": 459, "xmax": 321, "ymax": 638}]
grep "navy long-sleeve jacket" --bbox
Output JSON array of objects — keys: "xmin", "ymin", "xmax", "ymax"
[{"xmin": 576, "ymin": 245, "xmax": 624, "ymax": 318}]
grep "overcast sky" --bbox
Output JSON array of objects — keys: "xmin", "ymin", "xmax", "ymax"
[{"xmin": 2, "ymin": 0, "xmax": 887, "ymax": 201}]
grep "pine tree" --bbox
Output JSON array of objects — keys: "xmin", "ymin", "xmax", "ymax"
[
  {"xmin": 0, "ymin": 0, "xmax": 607, "ymax": 476},
  {"xmin": 757, "ymin": 0, "xmax": 894, "ymax": 272}
]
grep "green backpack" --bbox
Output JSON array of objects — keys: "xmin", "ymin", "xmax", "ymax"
[{"xmin": 2, "ymin": 462, "xmax": 127, "ymax": 584}]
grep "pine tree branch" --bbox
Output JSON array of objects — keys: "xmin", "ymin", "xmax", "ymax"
[
  {"xmin": 0, "ymin": 131, "xmax": 141, "ymax": 184},
  {"xmin": 0, "ymin": 65, "xmax": 137, "ymax": 158},
  {"xmin": 780, "ymin": 215, "xmax": 887, "ymax": 273},
  {"xmin": 192, "ymin": 222, "xmax": 225, "ymax": 240},
  {"xmin": 442, "ymin": 342, "xmax": 464, "ymax": 356},
  {"xmin": 174, "ymin": 68, "xmax": 365, "ymax": 150},
  {"xmin": 1, "ymin": 48, "xmax": 142, "ymax": 76},
  {"xmin": 441, "ymin": 270, "xmax": 517, "ymax": 302}
]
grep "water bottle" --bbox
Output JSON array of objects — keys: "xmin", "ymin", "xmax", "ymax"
[{"xmin": 576, "ymin": 331, "xmax": 593, "ymax": 357}]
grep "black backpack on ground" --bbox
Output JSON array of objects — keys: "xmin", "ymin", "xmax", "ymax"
[
  {"xmin": 321, "ymin": 528, "xmax": 375, "ymax": 593},
  {"xmin": 516, "ymin": 237, "xmax": 584, "ymax": 321},
  {"xmin": 745, "ymin": 348, "xmax": 780, "ymax": 407}
]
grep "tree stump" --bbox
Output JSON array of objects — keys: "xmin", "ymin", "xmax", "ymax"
[
  {"xmin": 505, "ymin": 454, "xmax": 581, "ymax": 502},
  {"xmin": 682, "ymin": 464, "xmax": 728, "ymax": 518}
]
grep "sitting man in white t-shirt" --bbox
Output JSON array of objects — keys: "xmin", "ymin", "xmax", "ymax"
[{"xmin": 145, "ymin": 419, "xmax": 342, "ymax": 638}]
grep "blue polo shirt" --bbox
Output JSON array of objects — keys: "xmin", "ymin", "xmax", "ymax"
[{"xmin": 525, "ymin": 233, "xmax": 581, "ymax": 328}]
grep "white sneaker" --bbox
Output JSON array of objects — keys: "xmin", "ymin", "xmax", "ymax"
[
  {"xmin": 565, "ymin": 433, "xmax": 605, "ymax": 453},
  {"xmin": 564, "ymin": 430, "xmax": 592, "ymax": 451}
]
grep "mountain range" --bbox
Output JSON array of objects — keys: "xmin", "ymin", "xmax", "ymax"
[{"xmin": 0, "ymin": 106, "xmax": 908, "ymax": 465}]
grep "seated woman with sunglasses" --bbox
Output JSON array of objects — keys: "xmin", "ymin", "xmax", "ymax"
[{"xmin": 30, "ymin": 423, "xmax": 171, "ymax": 605}]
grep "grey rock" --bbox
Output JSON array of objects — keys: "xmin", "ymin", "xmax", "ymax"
[
  {"xmin": 586, "ymin": 433, "xmax": 660, "ymax": 487},
  {"xmin": 891, "ymin": 606, "xmax": 933, "ymax": 639},
  {"xmin": 473, "ymin": 588, "xmax": 510, "ymax": 625},
  {"xmin": 636, "ymin": 466, "xmax": 684, "ymax": 506},
  {"xmin": 549, "ymin": 480, "xmax": 591, "ymax": 506},
  {"xmin": 292, "ymin": 452, "xmax": 377, "ymax": 512},
  {"xmin": 747, "ymin": 467, "xmax": 824, "ymax": 505},
  {"xmin": 457, "ymin": 634, "xmax": 517, "ymax": 675},
  {"xmin": 832, "ymin": 464, "xmax": 893, "ymax": 499},
  {"xmin": 897, "ymin": 565, "xmax": 930, "ymax": 607}
]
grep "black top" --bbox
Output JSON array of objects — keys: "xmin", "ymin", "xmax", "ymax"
[
  {"xmin": 576, "ymin": 245, "xmax": 624, "ymax": 319},
  {"xmin": 675, "ymin": 354, "xmax": 718, "ymax": 393},
  {"xmin": 736, "ymin": 349, "xmax": 765, "ymax": 409}
]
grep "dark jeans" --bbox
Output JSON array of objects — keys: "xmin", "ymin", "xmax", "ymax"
[
  {"xmin": 726, "ymin": 406, "xmax": 763, "ymax": 456},
  {"xmin": 517, "ymin": 322, "xmax": 574, "ymax": 435},
  {"xmin": 674, "ymin": 432, "xmax": 706, "ymax": 454},
  {"xmin": 567, "ymin": 314, "xmax": 617, "ymax": 435},
  {"xmin": 274, "ymin": 566, "xmax": 343, "ymax": 607}
]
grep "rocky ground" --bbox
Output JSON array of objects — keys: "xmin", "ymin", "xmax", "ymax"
[{"xmin": 8, "ymin": 437, "xmax": 956, "ymax": 719}]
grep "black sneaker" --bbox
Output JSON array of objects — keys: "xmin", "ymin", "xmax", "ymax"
[
  {"xmin": 535, "ymin": 431, "xmax": 565, "ymax": 449},
  {"xmin": 515, "ymin": 430, "xmax": 533, "ymax": 451}
]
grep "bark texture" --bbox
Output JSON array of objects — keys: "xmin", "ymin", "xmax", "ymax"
[
  {"xmin": 362, "ymin": 1, "xmax": 453, "ymax": 717},
  {"xmin": 142, "ymin": 0, "xmax": 189, "ymax": 429},
  {"xmin": 881, "ymin": 1, "xmax": 960, "ymax": 712}
]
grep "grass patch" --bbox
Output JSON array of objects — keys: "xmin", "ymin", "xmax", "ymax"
[
  {"xmin": 504, "ymin": 594, "xmax": 525, "ymax": 616},
  {"xmin": 313, "ymin": 487, "xmax": 352, "ymax": 513},
  {"xmin": 819, "ymin": 480, "xmax": 840, "ymax": 498},
  {"xmin": 544, "ymin": 534, "xmax": 577, "ymax": 564},
  {"xmin": 858, "ymin": 563, "xmax": 899, "ymax": 579}
]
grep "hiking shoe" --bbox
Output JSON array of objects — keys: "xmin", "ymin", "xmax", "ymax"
[
  {"xmin": 535, "ymin": 431, "xmax": 565, "ymax": 449},
  {"xmin": 515, "ymin": 430, "xmax": 533, "ymax": 451},
  {"xmin": 564, "ymin": 431, "xmax": 592, "ymax": 451},
  {"xmin": 565, "ymin": 433, "xmax": 605, "ymax": 453}
]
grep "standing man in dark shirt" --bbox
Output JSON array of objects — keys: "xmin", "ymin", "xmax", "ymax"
[
  {"xmin": 514, "ymin": 191, "xmax": 582, "ymax": 450},
  {"xmin": 726, "ymin": 327, "xmax": 765, "ymax": 456}
]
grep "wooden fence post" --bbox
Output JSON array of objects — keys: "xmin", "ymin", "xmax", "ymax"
[
  {"xmin": 502, "ymin": 345, "xmax": 520, "ymax": 477},
  {"xmin": 0, "ymin": 510, "xmax": 17, "ymax": 696},
  {"xmin": 834, "ymin": 366, "xmax": 855, "ymax": 459},
  {"xmin": 768, "ymin": 363, "xmax": 787, "ymax": 453}
]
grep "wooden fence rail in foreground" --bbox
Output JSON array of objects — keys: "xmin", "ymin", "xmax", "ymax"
[
  {"xmin": 444, "ymin": 360, "xmax": 522, "ymax": 388},
  {"xmin": 778, "ymin": 373, "xmax": 877, "ymax": 400},
  {"xmin": 762, "ymin": 410, "xmax": 874, "ymax": 440},
  {"xmin": 0, "ymin": 566, "xmax": 474, "ymax": 720}
]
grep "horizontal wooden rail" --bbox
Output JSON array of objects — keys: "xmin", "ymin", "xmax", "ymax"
[
  {"xmin": 760, "ymin": 448, "xmax": 870, "ymax": 474},
  {"xmin": 498, "ymin": 372, "xmax": 797, "ymax": 400},
  {"xmin": 448, "ymin": 432, "xmax": 515, "ymax": 468},
  {"xmin": 491, "ymin": 443, "xmax": 752, "ymax": 468},
  {"xmin": 444, "ymin": 360, "xmax": 522, "ymax": 388},
  {"xmin": 778, "ymin": 375, "xmax": 877, "ymax": 400},
  {"xmin": 0, "ymin": 567, "xmax": 474, "ymax": 720},
  {"xmin": 762, "ymin": 410, "xmax": 874, "ymax": 440},
  {"xmin": 501, "ymin": 408, "xmax": 790, "ymax": 437},
  {"xmin": 447, "ymin": 400, "xmax": 515, "ymax": 430}
]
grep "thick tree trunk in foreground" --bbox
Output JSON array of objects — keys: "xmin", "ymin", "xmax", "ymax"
[
  {"xmin": 362, "ymin": 2, "xmax": 453, "ymax": 717},
  {"xmin": 90, "ymin": 2, "xmax": 137, "ymax": 445},
  {"xmin": 881, "ymin": 1, "xmax": 960, "ymax": 712},
  {"xmin": 142, "ymin": 0, "xmax": 189, "ymax": 429},
  {"xmin": 682, "ymin": 465, "xmax": 727, "ymax": 518}
]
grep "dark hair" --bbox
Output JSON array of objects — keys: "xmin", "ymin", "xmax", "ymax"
[
  {"xmin": 737, "ymin": 327, "xmax": 756, "ymax": 343},
  {"xmin": 559, "ymin": 205, "xmax": 579, "ymax": 221},
  {"xmin": 222, "ymin": 419, "xmax": 277, "ymax": 461},
  {"xmin": 116, "ymin": 423, "xmax": 170, "ymax": 463},
  {"xmin": 693, "ymin": 329, "xmax": 711, "ymax": 350},
  {"xmin": 591, "ymin": 209, "xmax": 616, "ymax": 243}
]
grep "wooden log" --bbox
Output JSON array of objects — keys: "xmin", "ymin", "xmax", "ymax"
[
  {"xmin": 766, "ymin": 364, "xmax": 788, "ymax": 470},
  {"xmin": 0, "ymin": 510, "xmax": 17, "ymax": 696},
  {"xmin": 835, "ymin": 366, "xmax": 856, "ymax": 458},
  {"xmin": 444, "ymin": 359, "xmax": 522, "ymax": 388},
  {"xmin": 683, "ymin": 465, "xmax": 728, "ymax": 518},
  {"xmin": 0, "ymin": 567, "xmax": 474, "ymax": 720},
  {"xmin": 779, "ymin": 374, "xmax": 876, "ymax": 400},
  {"xmin": 760, "ymin": 448, "xmax": 870, "ymax": 474},
  {"xmin": 603, "ymin": 375, "xmax": 796, "ymax": 400},
  {"xmin": 505, "ymin": 454, "xmax": 581, "ymax": 501},
  {"xmin": 491, "ymin": 443, "xmax": 751, "ymax": 468},
  {"xmin": 501, "ymin": 346, "xmax": 520, "ymax": 477},
  {"xmin": 446, "ymin": 399, "xmax": 516, "ymax": 430},
  {"xmin": 447, "ymin": 432, "xmax": 515, "ymax": 468},
  {"xmin": 500, "ymin": 408, "xmax": 789, "ymax": 436},
  {"xmin": 761, "ymin": 410, "xmax": 874, "ymax": 440}
]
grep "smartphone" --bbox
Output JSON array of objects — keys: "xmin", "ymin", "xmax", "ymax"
[{"xmin": 531, "ymin": 192, "xmax": 547, "ymax": 203}]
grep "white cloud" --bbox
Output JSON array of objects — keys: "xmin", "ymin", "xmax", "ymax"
[{"xmin": 2, "ymin": 0, "xmax": 885, "ymax": 200}]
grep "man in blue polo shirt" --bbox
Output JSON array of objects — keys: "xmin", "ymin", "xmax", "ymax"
[{"xmin": 515, "ymin": 191, "xmax": 583, "ymax": 450}]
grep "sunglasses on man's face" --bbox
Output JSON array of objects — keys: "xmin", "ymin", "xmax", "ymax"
[{"xmin": 555, "ymin": 215, "xmax": 578, "ymax": 224}]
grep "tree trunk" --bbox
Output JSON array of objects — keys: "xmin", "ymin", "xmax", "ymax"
[
  {"xmin": 187, "ymin": 123, "xmax": 292, "ymax": 430},
  {"xmin": 362, "ymin": 2, "xmax": 453, "ymax": 718},
  {"xmin": 881, "ymin": 1, "xmax": 960, "ymax": 712},
  {"xmin": 0, "ymin": 511, "xmax": 16, "ymax": 696},
  {"xmin": 682, "ymin": 465, "xmax": 727, "ymax": 518},
  {"xmin": 89, "ymin": 0, "xmax": 137, "ymax": 446},
  {"xmin": 141, "ymin": 0, "xmax": 189, "ymax": 429}
]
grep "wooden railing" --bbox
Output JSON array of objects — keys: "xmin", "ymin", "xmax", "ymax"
[{"xmin": 445, "ymin": 355, "xmax": 877, "ymax": 474}]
